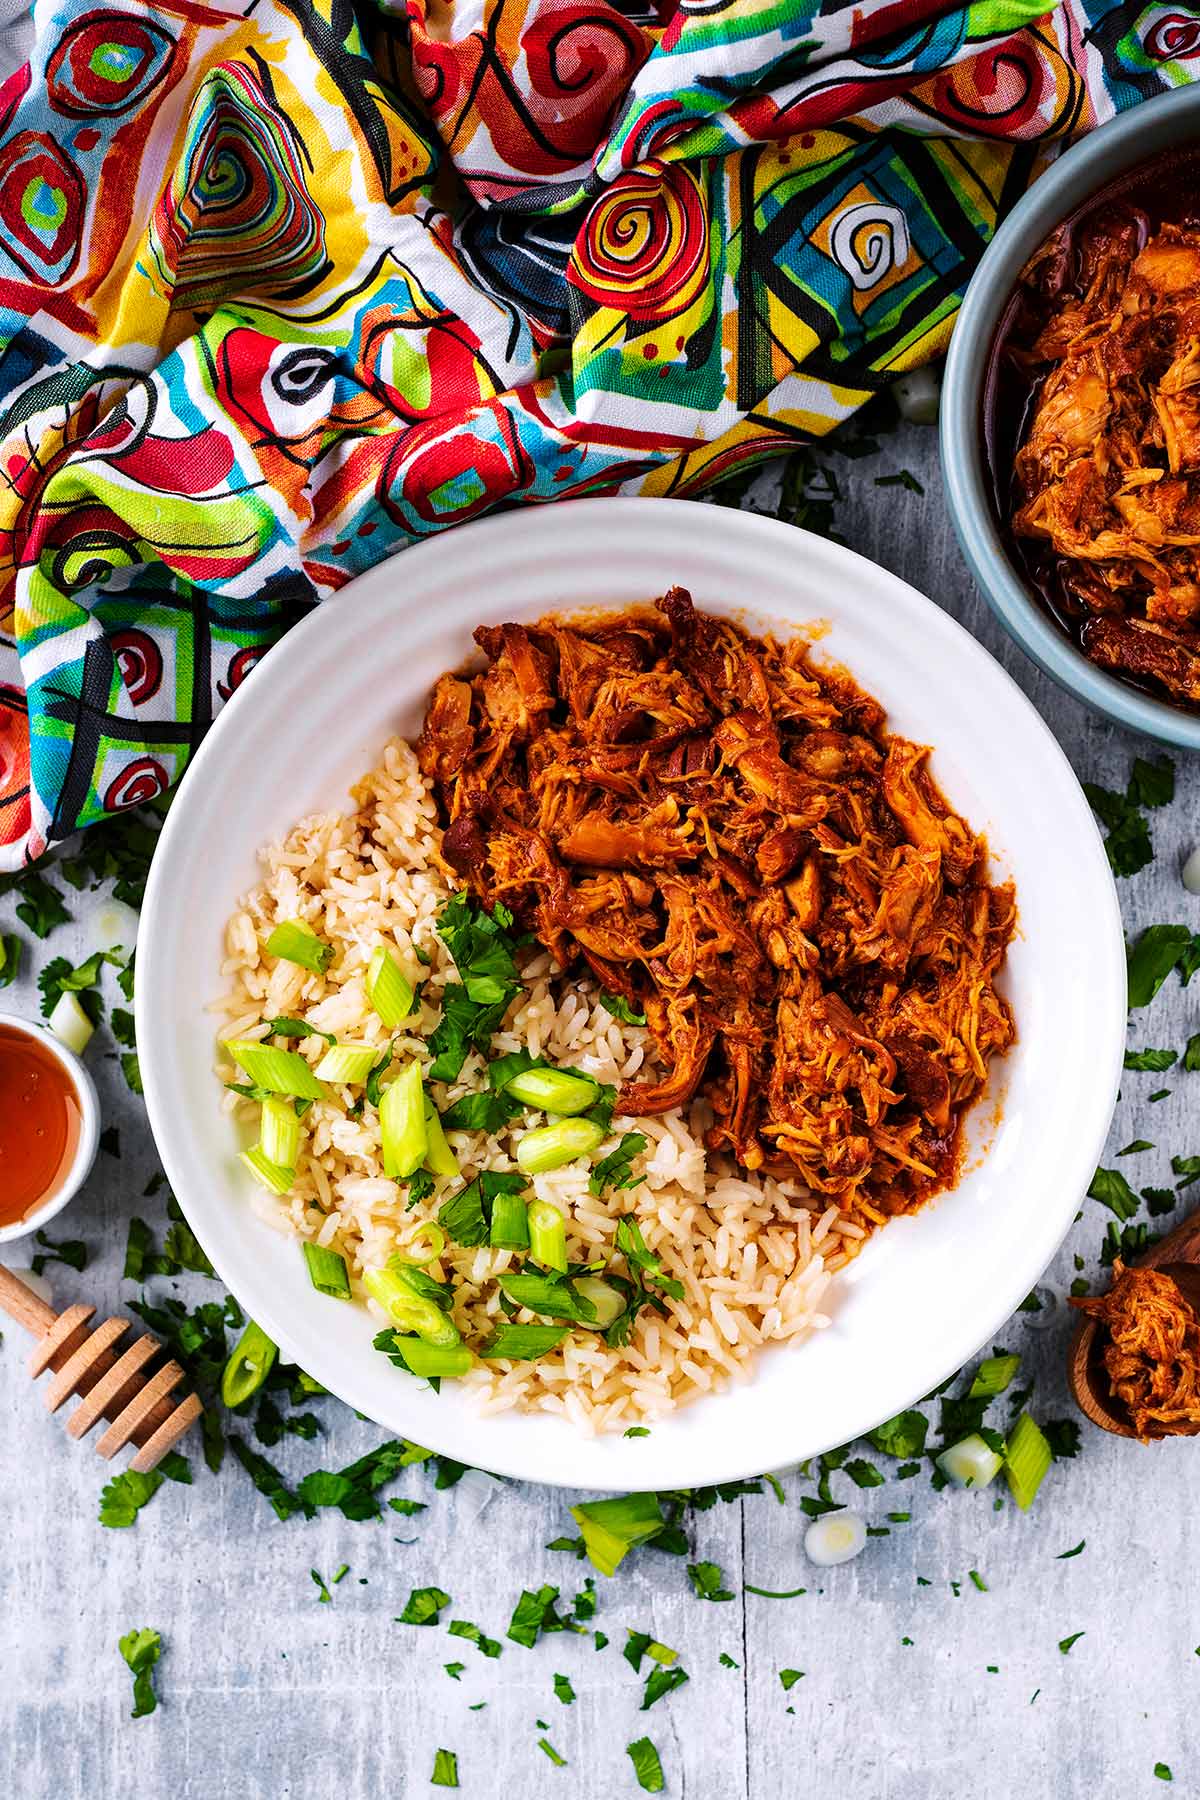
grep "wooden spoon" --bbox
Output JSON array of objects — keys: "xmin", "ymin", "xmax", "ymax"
[{"xmin": 1068, "ymin": 1207, "xmax": 1200, "ymax": 1439}]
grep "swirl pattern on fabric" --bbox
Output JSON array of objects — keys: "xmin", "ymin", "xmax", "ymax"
[{"xmin": 0, "ymin": 0, "xmax": 1195, "ymax": 863}]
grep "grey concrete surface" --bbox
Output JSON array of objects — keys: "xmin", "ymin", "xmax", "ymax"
[{"xmin": 2, "ymin": 423, "xmax": 1197, "ymax": 1799}]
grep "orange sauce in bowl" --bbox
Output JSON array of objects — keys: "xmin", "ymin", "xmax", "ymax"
[{"xmin": 0, "ymin": 1022, "xmax": 82, "ymax": 1226}]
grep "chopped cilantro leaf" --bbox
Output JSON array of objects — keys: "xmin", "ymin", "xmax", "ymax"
[
  {"xmin": 1143, "ymin": 1187, "xmax": 1177, "ymax": 1217},
  {"xmin": 30, "ymin": 1229, "xmax": 87, "ymax": 1277},
  {"xmin": 868, "ymin": 1409, "xmax": 928, "ymax": 1459},
  {"xmin": 1043, "ymin": 1420, "xmax": 1081, "ymax": 1460},
  {"xmin": 99, "ymin": 1469, "xmax": 164, "ymax": 1529},
  {"xmin": 1124, "ymin": 1048, "xmax": 1177, "ymax": 1072},
  {"xmin": 1155, "ymin": 1764, "xmax": 1173, "ymax": 1782},
  {"xmin": 553, "ymin": 1672, "xmax": 575, "ymax": 1705},
  {"xmin": 14, "ymin": 872, "xmax": 70, "ymax": 938},
  {"xmin": 118, "ymin": 1627, "xmax": 162, "ymax": 1719},
  {"xmin": 1173, "ymin": 1154, "xmax": 1200, "ymax": 1190},
  {"xmin": 447, "ymin": 1619, "xmax": 503, "ymax": 1658},
  {"xmin": 626, "ymin": 1737, "xmax": 665, "ymax": 1793},
  {"xmin": 1128, "ymin": 755, "xmax": 1174, "ymax": 809},
  {"xmin": 398, "ymin": 1586, "xmax": 450, "ymax": 1626},
  {"xmin": 599, "ymin": 991, "xmax": 646, "ymax": 1025},
  {"xmin": 843, "ymin": 1458, "xmax": 884, "ymax": 1488},
  {"xmin": 1117, "ymin": 1140, "xmax": 1154, "ymax": 1156},
  {"xmin": 1057, "ymin": 1541, "xmax": 1086, "ymax": 1559},
  {"xmin": 779, "ymin": 1668, "xmax": 804, "ymax": 1690},
  {"xmin": 1127, "ymin": 926, "xmax": 1196, "ymax": 1008},
  {"xmin": 1087, "ymin": 1167, "xmax": 1139, "ymax": 1220},
  {"xmin": 687, "ymin": 1561, "xmax": 734, "ymax": 1602},
  {"xmin": 874, "ymin": 469, "xmax": 925, "ymax": 494},
  {"xmin": 1084, "ymin": 783, "xmax": 1152, "ymax": 877},
  {"xmin": 589, "ymin": 1133, "xmax": 647, "ymax": 1196},
  {"xmin": 507, "ymin": 1583, "xmax": 579, "ymax": 1648},
  {"xmin": 1058, "ymin": 1632, "xmax": 1085, "ymax": 1654},
  {"xmin": 642, "ymin": 1665, "xmax": 689, "ymax": 1709}
]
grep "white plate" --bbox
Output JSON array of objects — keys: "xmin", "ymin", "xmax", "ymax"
[{"xmin": 137, "ymin": 498, "xmax": 1125, "ymax": 1490}]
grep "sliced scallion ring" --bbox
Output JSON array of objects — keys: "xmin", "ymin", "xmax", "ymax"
[
  {"xmin": 47, "ymin": 990, "xmax": 94, "ymax": 1056},
  {"xmin": 302, "ymin": 1241, "xmax": 351, "ymax": 1299},
  {"xmin": 489, "ymin": 1188, "xmax": 530, "ymax": 1251},
  {"xmin": 400, "ymin": 1221, "xmax": 447, "ymax": 1267},
  {"xmin": 527, "ymin": 1198, "xmax": 567, "ymax": 1273},
  {"xmin": 936, "ymin": 1432, "xmax": 1004, "ymax": 1491},
  {"xmin": 364, "ymin": 1265, "xmax": 460, "ymax": 1348},
  {"xmin": 239, "ymin": 1146, "xmax": 296, "ymax": 1196},
  {"xmin": 223, "ymin": 1040, "xmax": 326, "ymax": 1100},
  {"xmin": 502, "ymin": 1066, "xmax": 599, "ymax": 1117},
  {"xmin": 260, "ymin": 1095, "xmax": 302, "ymax": 1168},
  {"xmin": 221, "ymin": 1319, "xmax": 278, "ymax": 1407},
  {"xmin": 516, "ymin": 1118, "xmax": 605, "ymax": 1175},
  {"xmin": 422, "ymin": 1100, "xmax": 459, "ymax": 1178},
  {"xmin": 390, "ymin": 1337, "xmax": 474, "ymax": 1379},
  {"xmin": 313, "ymin": 1042, "xmax": 380, "ymax": 1085},
  {"xmin": 265, "ymin": 919, "xmax": 332, "ymax": 974},
  {"xmin": 366, "ymin": 945, "xmax": 414, "ymax": 1028},
  {"xmin": 379, "ymin": 1059, "xmax": 427, "ymax": 1179}
]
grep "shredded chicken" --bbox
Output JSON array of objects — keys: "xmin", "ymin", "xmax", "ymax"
[
  {"xmin": 1012, "ymin": 211, "xmax": 1200, "ymax": 705},
  {"xmin": 1072, "ymin": 1262, "xmax": 1200, "ymax": 1439},
  {"xmin": 419, "ymin": 591, "xmax": 1017, "ymax": 1230}
]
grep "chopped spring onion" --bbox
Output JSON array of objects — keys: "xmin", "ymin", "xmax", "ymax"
[
  {"xmin": 527, "ymin": 1198, "xmax": 567, "ymax": 1272},
  {"xmin": 479, "ymin": 1322, "xmax": 569, "ymax": 1360},
  {"xmin": 313, "ymin": 1042, "xmax": 381, "ymax": 1085},
  {"xmin": 489, "ymin": 1188, "xmax": 530, "ymax": 1251},
  {"xmin": 239, "ymin": 1146, "xmax": 296, "ymax": 1195},
  {"xmin": 890, "ymin": 365, "xmax": 941, "ymax": 425},
  {"xmin": 571, "ymin": 1492, "xmax": 665, "ymax": 1577},
  {"xmin": 391, "ymin": 1337, "xmax": 474, "ymax": 1379},
  {"xmin": 366, "ymin": 945, "xmax": 414, "ymax": 1027},
  {"xmin": 224, "ymin": 1040, "xmax": 326, "ymax": 1100},
  {"xmin": 260, "ymin": 1095, "xmax": 302, "ymax": 1168},
  {"xmin": 423, "ymin": 1101, "xmax": 459, "ymax": 1178},
  {"xmin": 503, "ymin": 1066, "xmax": 600, "ymax": 1117},
  {"xmin": 969, "ymin": 1353, "xmax": 1021, "ymax": 1398},
  {"xmin": 265, "ymin": 919, "xmax": 332, "ymax": 974},
  {"xmin": 47, "ymin": 990, "xmax": 94, "ymax": 1055},
  {"xmin": 573, "ymin": 1275, "xmax": 626, "ymax": 1330},
  {"xmin": 936, "ymin": 1432, "xmax": 1004, "ymax": 1491},
  {"xmin": 400, "ymin": 1221, "xmax": 447, "ymax": 1266},
  {"xmin": 379, "ymin": 1060, "xmax": 427, "ymax": 1179},
  {"xmin": 364, "ymin": 1264, "xmax": 461, "ymax": 1348},
  {"xmin": 302, "ymin": 1241, "xmax": 351, "ymax": 1299},
  {"xmin": 221, "ymin": 1319, "xmax": 278, "ymax": 1407},
  {"xmin": 1004, "ymin": 1412, "xmax": 1052, "ymax": 1510},
  {"xmin": 804, "ymin": 1512, "xmax": 867, "ymax": 1567},
  {"xmin": 516, "ymin": 1118, "xmax": 605, "ymax": 1175}
]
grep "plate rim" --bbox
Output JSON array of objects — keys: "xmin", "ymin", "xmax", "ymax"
[{"xmin": 137, "ymin": 496, "xmax": 1126, "ymax": 1489}]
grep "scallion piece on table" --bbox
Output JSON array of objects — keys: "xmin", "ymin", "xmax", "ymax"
[
  {"xmin": 527, "ymin": 1198, "xmax": 567, "ymax": 1272},
  {"xmin": 479, "ymin": 1322, "xmax": 570, "ymax": 1360},
  {"xmin": 489, "ymin": 1189, "xmax": 530, "ymax": 1251},
  {"xmin": 47, "ymin": 990, "xmax": 94, "ymax": 1056},
  {"xmin": 400, "ymin": 1221, "xmax": 447, "ymax": 1266},
  {"xmin": 265, "ymin": 919, "xmax": 332, "ymax": 974},
  {"xmin": 302, "ymin": 1241, "xmax": 351, "ymax": 1299},
  {"xmin": 423, "ymin": 1101, "xmax": 459, "ymax": 1177},
  {"xmin": 379, "ymin": 1060, "xmax": 427, "ymax": 1179},
  {"xmin": 366, "ymin": 945, "xmax": 414, "ymax": 1028},
  {"xmin": 364, "ymin": 1264, "xmax": 461, "ymax": 1348},
  {"xmin": 260, "ymin": 1095, "xmax": 302, "ymax": 1168},
  {"xmin": 239, "ymin": 1146, "xmax": 296, "ymax": 1196},
  {"xmin": 1004, "ymin": 1412, "xmax": 1052, "ymax": 1510},
  {"xmin": 314, "ymin": 1042, "xmax": 381, "ymax": 1085},
  {"xmin": 221, "ymin": 1319, "xmax": 278, "ymax": 1407},
  {"xmin": 224, "ymin": 1040, "xmax": 326, "ymax": 1100},
  {"xmin": 516, "ymin": 1118, "xmax": 605, "ymax": 1175},
  {"xmin": 936, "ymin": 1432, "xmax": 1004, "ymax": 1491},
  {"xmin": 503, "ymin": 1066, "xmax": 599, "ymax": 1116},
  {"xmin": 391, "ymin": 1337, "xmax": 474, "ymax": 1379}
]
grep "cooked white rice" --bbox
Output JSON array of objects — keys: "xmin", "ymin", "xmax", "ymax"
[{"xmin": 213, "ymin": 738, "xmax": 863, "ymax": 1433}]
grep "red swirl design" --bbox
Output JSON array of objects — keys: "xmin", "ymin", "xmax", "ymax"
[
  {"xmin": 0, "ymin": 131, "xmax": 85, "ymax": 281},
  {"xmin": 110, "ymin": 628, "xmax": 163, "ymax": 705},
  {"xmin": 521, "ymin": 7, "xmax": 647, "ymax": 158},
  {"xmin": 570, "ymin": 162, "xmax": 709, "ymax": 321},
  {"xmin": 104, "ymin": 755, "xmax": 167, "ymax": 811},
  {"xmin": 45, "ymin": 13, "xmax": 176, "ymax": 119},
  {"xmin": 1145, "ymin": 12, "xmax": 1200, "ymax": 57},
  {"xmin": 217, "ymin": 644, "xmax": 267, "ymax": 702}
]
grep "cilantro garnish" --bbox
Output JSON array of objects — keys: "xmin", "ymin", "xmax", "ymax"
[
  {"xmin": 13, "ymin": 872, "xmax": 70, "ymax": 938},
  {"xmin": 1058, "ymin": 1631, "xmax": 1085, "ymax": 1654},
  {"xmin": 843, "ymin": 1458, "xmax": 884, "ymax": 1488},
  {"xmin": 38, "ymin": 948, "xmax": 121, "ymax": 1023},
  {"xmin": 1173, "ymin": 1154, "xmax": 1200, "ymax": 1190},
  {"xmin": 506, "ymin": 1584, "xmax": 582, "ymax": 1649},
  {"xmin": 1087, "ymin": 1166, "xmax": 1139, "ymax": 1220},
  {"xmin": 1043, "ymin": 1420, "xmax": 1081, "ymax": 1460},
  {"xmin": 427, "ymin": 894, "xmax": 525, "ymax": 1081},
  {"xmin": 1143, "ymin": 1187, "xmax": 1177, "ymax": 1217},
  {"xmin": 1155, "ymin": 1763, "xmax": 1173, "ymax": 1782},
  {"xmin": 99, "ymin": 1469, "xmax": 165, "ymax": 1529},
  {"xmin": 626, "ymin": 1737, "xmax": 665, "ymax": 1793},
  {"xmin": 1117, "ymin": 1139, "xmax": 1153, "ymax": 1156},
  {"xmin": 743, "ymin": 1584, "xmax": 807, "ymax": 1599},
  {"xmin": 265, "ymin": 1016, "xmax": 336, "ymax": 1045},
  {"xmin": 1124, "ymin": 1048, "xmax": 1177, "ymax": 1071},
  {"xmin": 118, "ymin": 1627, "xmax": 162, "ymax": 1719},
  {"xmin": 30, "ymin": 1229, "xmax": 87, "ymax": 1278},
  {"xmin": 444, "ymin": 1662, "xmax": 464, "ymax": 1680},
  {"xmin": 0, "ymin": 930, "xmax": 22, "ymax": 988},
  {"xmin": 868, "ymin": 1409, "xmax": 928, "ymax": 1459},
  {"xmin": 552, "ymin": 1672, "xmax": 575, "ymax": 1705},
  {"xmin": 1127, "ymin": 925, "xmax": 1200, "ymax": 1008},
  {"xmin": 599, "ymin": 991, "xmax": 646, "ymax": 1025},
  {"xmin": 398, "ymin": 1586, "xmax": 450, "ymax": 1626},
  {"xmin": 589, "ymin": 1133, "xmax": 647, "ymax": 1197},
  {"xmin": 874, "ymin": 469, "xmax": 925, "ymax": 494},
  {"xmin": 779, "ymin": 1668, "xmax": 805, "ymax": 1689},
  {"xmin": 447, "ymin": 1619, "xmax": 503, "ymax": 1658},
  {"xmin": 1057, "ymin": 1540, "xmax": 1086, "ymax": 1559},
  {"xmin": 641, "ymin": 1665, "xmax": 688, "ymax": 1709},
  {"xmin": 439, "ymin": 1170, "xmax": 526, "ymax": 1246},
  {"xmin": 687, "ymin": 1561, "xmax": 734, "ymax": 1602}
]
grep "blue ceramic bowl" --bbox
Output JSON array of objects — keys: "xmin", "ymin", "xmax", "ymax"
[{"xmin": 941, "ymin": 85, "xmax": 1200, "ymax": 750}]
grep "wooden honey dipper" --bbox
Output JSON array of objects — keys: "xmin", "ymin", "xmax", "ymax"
[{"xmin": 0, "ymin": 1261, "xmax": 203, "ymax": 1471}]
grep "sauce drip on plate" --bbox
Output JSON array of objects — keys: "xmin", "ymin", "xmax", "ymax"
[{"xmin": 0, "ymin": 1022, "xmax": 81, "ymax": 1225}]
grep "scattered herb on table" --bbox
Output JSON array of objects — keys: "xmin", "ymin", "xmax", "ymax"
[
  {"xmin": 779, "ymin": 1668, "xmax": 804, "ymax": 1690},
  {"xmin": 99, "ymin": 1469, "xmax": 164, "ymax": 1529},
  {"xmin": 627, "ymin": 1736, "xmax": 666, "ymax": 1793},
  {"xmin": 431, "ymin": 1748, "xmax": 458, "ymax": 1788},
  {"xmin": 118, "ymin": 1627, "xmax": 162, "ymax": 1718},
  {"xmin": 1058, "ymin": 1631, "xmax": 1085, "ymax": 1654},
  {"xmin": 687, "ymin": 1561, "xmax": 734, "ymax": 1602}
]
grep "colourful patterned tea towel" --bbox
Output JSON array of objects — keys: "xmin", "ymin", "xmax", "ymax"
[{"xmin": 0, "ymin": 0, "xmax": 1194, "ymax": 864}]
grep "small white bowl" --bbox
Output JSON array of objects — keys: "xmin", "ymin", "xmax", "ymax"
[
  {"xmin": 136, "ymin": 498, "xmax": 1126, "ymax": 1490},
  {"xmin": 0, "ymin": 1011, "xmax": 100, "ymax": 1245}
]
